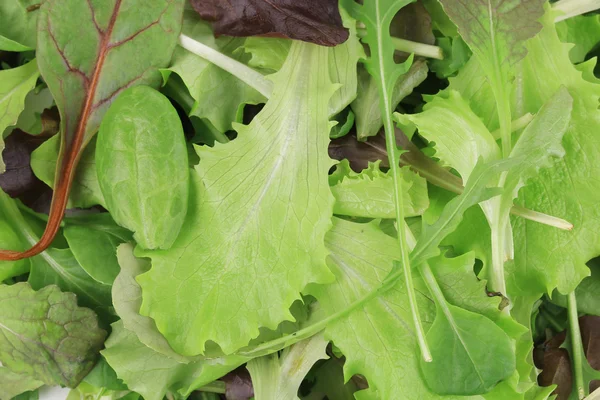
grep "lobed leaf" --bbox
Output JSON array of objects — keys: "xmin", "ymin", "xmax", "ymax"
[
  {"xmin": 0, "ymin": 283, "xmax": 106, "ymax": 387},
  {"xmin": 137, "ymin": 41, "xmax": 337, "ymax": 355}
]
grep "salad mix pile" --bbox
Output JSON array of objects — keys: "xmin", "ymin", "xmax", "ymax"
[{"xmin": 1, "ymin": 0, "xmax": 600, "ymax": 399}]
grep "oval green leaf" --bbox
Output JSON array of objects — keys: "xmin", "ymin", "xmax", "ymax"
[{"xmin": 96, "ymin": 86, "xmax": 189, "ymax": 250}]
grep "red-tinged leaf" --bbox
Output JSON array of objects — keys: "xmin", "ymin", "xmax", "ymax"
[
  {"xmin": 0, "ymin": 0, "xmax": 184, "ymax": 260},
  {"xmin": 190, "ymin": 0, "xmax": 348, "ymax": 46}
]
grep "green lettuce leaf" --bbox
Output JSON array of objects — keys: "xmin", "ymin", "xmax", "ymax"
[
  {"xmin": 329, "ymin": 159, "xmax": 429, "ymax": 218},
  {"xmin": 242, "ymin": 37, "xmax": 291, "ymax": 72},
  {"xmin": 102, "ymin": 321, "xmax": 246, "ymax": 400},
  {"xmin": 112, "ymin": 243, "xmax": 188, "ymax": 362},
  {"xmin": 308, "ymin": 218, "xmax": 520, "ymax": 399},
  {"xmin": 0, "ymin": 60, "xmax": 40, "ymax": 173},
  {"xmin": 247, "ymin": 334, "xmax": 328, "ymax": 400},
  {"xmin": 556, "ymin": 14, "xmax": 600, "ymax": 63},
  {"xmin": 0, "ymin": 283, "xmax": 106, "ymax": 387},
  {"xmin": 508, "ymin": 8, "xmax": 600, "ymax": 295},
  {"xmin": 164, "ymin": 10, "xmax": 265, "ymax": 133},
  {"xmin": 137, "ymin": 41, "xmax": 337, "ymax": 355}
]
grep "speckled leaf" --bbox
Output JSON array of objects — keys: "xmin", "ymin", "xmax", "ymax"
[
  {"xmin": 137, "ymin": 42, "xmax": 337, "ymax": 355},
  {"xmin": 97, "ymin": 86, "xmax": 189, "ymax": 250},
  {"xmin": 0, "ymin": 283, "xmax": 106, "ymax": 387}
]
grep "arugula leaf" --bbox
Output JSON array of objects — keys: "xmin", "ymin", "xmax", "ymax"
[
  {"xmin": 0, "ymin": 367, "xmax": 43, "ymax": 400},
  {"xmin": 329, "ymin": 159, "xmax": 429, "ymax": 218},
  {"xmin": 97, "ymin": 86, "xmax": 189, "ymax": 250},
  {"xmin": 247, "ymin": 334, "xmax": 328, "ymax": 400},
  {"xmin": 0, "ymin": 60, "xmax": 40, "ymax": 173},
  {"xmin": 351, "ymin": 60, "xmax": 429, "ymax": 140},
  {"xmin": 137, "ymin": 41, "xmax": 337, "ymax": 356},
  {"xmin": 347, "ymin": 0, "xmax": 433, "ymax": 361},
  {"xmin": 437, "ymin": 0, "xmax": 545, "ymax": 156},
  {"xmin": 308, "ymin": 218, "xmax": 518, "ymax": 398},
  {"xmin": 102, "ymin": 321, "xmax": 247, "ymax": 400},
  {"xmin": 0, "ymin": 282, "xmax": 106, "ymax": 387},
  {"xmin": 0, "ymin": 0, "xmax": 39, "ymax": 51},
  {"xmin": 112, "ymin": 243, "xmax": 188, "ymax": 363},
  {"xmin": 0, "ymin": 0, "xmax": 185, "ymax": 260},
  {"xmin": 30, "ymin": 135, "xmax": 104, "ymax": 209}
]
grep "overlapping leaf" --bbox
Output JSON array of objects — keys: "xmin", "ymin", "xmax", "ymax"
[{"xmin": 137, "ymin": 42, "xmax": 337, "ymax": 355}]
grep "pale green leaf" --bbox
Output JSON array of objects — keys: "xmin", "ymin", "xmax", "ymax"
[
  {"xmin": 96, "ymin": 86, "xmax": 189, "ymax": 250},
  {"xmin": 556, "ymin": 14, "xmax": 600, "ymax": 63},
  {"xmin": 397, "ymin": 90, "xmax": 500, "ymax": 182},
  {"xmin": 165, "ymin": 10, "xmax": 265, "ymax": 133},
  {"xmin": 508, "ymin": 8, "xmax": 600, "ymax": 295},
  {"xmin": 0, "ymin": 60, "xmax": 39, "ymax": 172},
  {"xmin": 0, "ymin": 0, "xmax": 39, "ymax": 51},
  {"xmin": 0, "ymin": 283, "xmax": 106, "ymax": 387},
  {"xmin": 330, "ymin": 159, "xmax": 429, "ymax": 218},
  {"xmin": 102, "ymin": 321, "xmax": 246, "ymax": 400},
  {"xmin": 0, "ymin": 367, "xmax": 43, "ymax": 400},
  {"xmin": 243, "ymin": 37, "xmax": 291, "ymax": 72},
  {"xmin": 247, "ymin": 334, "xmax": 328, "ymax": 400},
  {"xmin": 137, "ymin": 42, "xmax": 337, "ymax": 355},
  {"xmin": 307, "ymin": 218, "xmax": 483, "ymax": 399},
  {"xmin": 31, "ymin": 135, "xmax": 105, "ymax": 209},
  {"xmin": 351, "ymin": 60, "xmax": 428, "ymax": 140},
  {"xmin": 112, "ymin": 243, "xmax": 188, "ymax": 363}
]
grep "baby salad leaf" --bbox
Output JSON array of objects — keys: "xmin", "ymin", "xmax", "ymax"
[
  {"xmin": 329, "ymin": 159, "xmax": 429, "ymax": 218},
  {"xmin": 243, "ymin": 37, "xmax": 291, "ymax": 72},
  {"xmin": 0, "ymin": 282, "xmax": 106, "ymax": 387},
  {"xmin": 137, "ymin": 42, "xmax": 337, "ymax": 355},
  {"xmin": 102, "ymin": 321, "xmax": 247, "ymax": 400},
  {"xmin": 63, "ymin": 213, "xmax": 132, "ymax": 286},
  {"xmin": 190, "ymin": 0, "xmax": 349, "ymax": 47},
  {"xmin": 0, "ymin": 60, "xmax": 40, "ymax": 173},
  {"xmin": 0, "ymin": 367, "xmax": 43, "ymax": 400},
  {"xmin": 164, "ymin": 11, "xmax": 265, "ymax": 134},
  {"xmin": 247, "ymin": 334, "xmax": 328, "ymax": 400},
  {"xmin": 351, "ymin": 60, "xmax": 429, "ymax": 141},
  {"xmin": 556, "ymin": 14, "xmax": 600, "ymax": 63},
  {"xmin": 0, "ymin": 0, "xmax": 40, "ymax": 51},
  {"xmin": 437, "ymin": 0, "xmax": 545, "ymax": 156},
  {"xmin": 308, "ymin": 218, "xmax": 517, "ymax": 399},
  {"xmin": 508, "ymin": 8, "xmax": 600, "ymax": 296},
  {"xmin": 0, "ymin": 191, "xmax": 112, "ymax": 315},
  {"xmin": 397, "ymin": 90, "xmax": 500, "ymax": 183},
  {"xmin": 419, "ymin": 287, "xmax": 515, "ymax": 395},
  {"xmin": 31, "ymin": 135, "xmax": 104, "ymax": 209},
  {"xmin": 0, "ymin": 0, "xmax": 184, "ymax": 260},
  {"xmin": 112, "ymin": 243, "xmax": 188, "ymax": 363},
  {"xmin": 97, "ymin": 86, "xmax": 189, "ymax": 250}
]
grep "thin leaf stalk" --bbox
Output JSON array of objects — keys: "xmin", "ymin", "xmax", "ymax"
[
  {"xmin": 567, "ymin": 291, "xmax": 586, "ymax": 399},
  {"xmin": 381, "ymin": 85, "xmax": 432, "ymax": 362}
]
